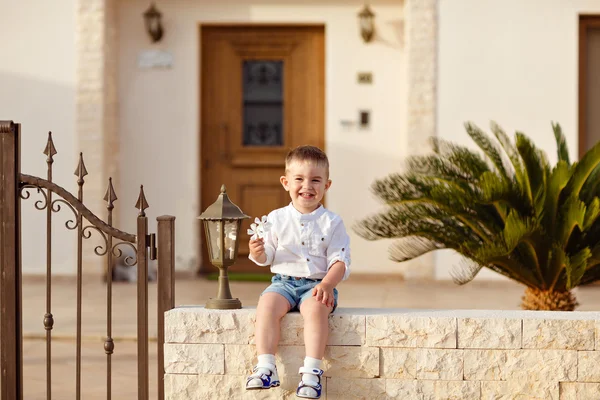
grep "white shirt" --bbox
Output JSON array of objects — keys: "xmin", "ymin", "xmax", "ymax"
[{"xmin": 249, "ymin": 203, "xmax": 351, "ymax": 280}]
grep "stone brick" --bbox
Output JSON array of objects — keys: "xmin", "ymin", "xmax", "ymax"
[
  {"xmin": 419, "ymin": 380, "xmax": 480, "ymax": 399},
  {"xmin": 577, "ymin": 351, "xmax": 600, "ymax": 382},
  {"xmin": 164, "ymin": 344, "xmax": 224, "ymax": 374},
  {"xmin": 381, "ymin": 348, "xmax": 417, "ymax": 379},
  {"xmin": 522, "ymin": 319, "xmax": 594, "ymax": 350},
  {"xmin": 458, "ymin": 318, "xmax": 521, "ymax": 349},
  {"xmin": 326, "ymin": 378, "xmax": 387, "ymax": 400},
  {"xmin": 224, "ymin": 344, "xmax": 256, "ymax": 375},
  {"xmin": 463, "ymin": 349, "xmax": 577, "ymax": 382},
  {"xmin": 165, "ymin": 374, "xmax": 297, "ymax": 399},
  {"xmin": 481, "ymin": 380, "xmax": 559, "ymax": 399},
  {"xmin": 385, "ymin": 380, "xmax": 419, "ymax": 398},
  {"xmin": 165, "ymin": 308, "xmax": 255, "ymax": 344},
  {"xmin": 416, "ymin": 349, "xmax": 463, "ymax": 380},
  {"xmin": 166, "ymin": 308, "xmax": 365, "ymax": 346},
  {"xmin": 366, "ymin": 315, "xmax": 456, "ymax": 348},
  {"xmin": 560, "ymin": 382, "xmax": 600, "ymax": 399}
]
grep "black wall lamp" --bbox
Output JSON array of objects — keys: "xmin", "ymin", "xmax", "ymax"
[
  {"xmin": 143, "ymin": 2, "xmax": 164, "ymax": 43},
  {"xmin": 358, "ymin": 4, "xmax": 375, "ymax": 43}
]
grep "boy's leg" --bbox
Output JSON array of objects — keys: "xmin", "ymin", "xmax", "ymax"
[
  {"xmin": 247, "ymin": 292, "xmax": 291, "ymax": 390},
  {"xmin": 255, "ymin": 292, "xmax": 291, "ymax": 355},
  {"xmin": 299, "ymin": 297, "xmax": 332, "ymax": 359},
  {"xmin": 296, "ymin": 297, "xmax": 333, "ymax": 398}
]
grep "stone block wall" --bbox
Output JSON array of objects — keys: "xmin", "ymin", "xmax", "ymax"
[{"xmin": 164, "ymin": 308, "xmax": 600, "ymax": 399}]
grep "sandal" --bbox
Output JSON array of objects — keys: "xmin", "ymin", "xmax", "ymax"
[
  {"xmin": 296, "ymin": 367, "xmax": 323, "ymax": 399},
  {"xmin": 246, "ymin": 363, "xmax": 280, "ymax": 390}
]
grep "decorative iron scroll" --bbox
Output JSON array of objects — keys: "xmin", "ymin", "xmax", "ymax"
[
  {"xmin": 112, "ymin": 242, "xmax": 138, "ymax": 266},
  {"xmin": 19, "ymin": 174, "xmax": 136, "ymax": 243},
  {"xmin": 82, "ymin": 225, "xmax": 109, "ymax": 256},
  {"xmin": 19, "ymin": 184, "xmax": 48, "ymax": 210},
  {"xmin": 51, "ymin": 199, "xmax": 78, "ymax": 230}
]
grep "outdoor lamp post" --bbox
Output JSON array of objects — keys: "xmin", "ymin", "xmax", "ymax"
[{"xmin": 198, "ymin": 185, "xmax": 249, "ymax": 309}]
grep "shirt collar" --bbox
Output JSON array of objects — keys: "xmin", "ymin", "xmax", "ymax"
[{"xmin": 286, "ymin": 203, "xmax": 326, "ymax": 221}]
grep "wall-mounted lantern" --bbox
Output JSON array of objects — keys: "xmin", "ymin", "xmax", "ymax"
[
  {"xmin": 358, "ymin": 4, "xmax": 376, "ymax": 43},
  {"xmin": 143, "ymin": 2, "xmax": 164, "ymax": 43}
]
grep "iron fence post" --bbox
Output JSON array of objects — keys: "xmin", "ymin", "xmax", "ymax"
[{"xmin": 135, "ymin": 186, "xmax": 149, "ymax": 400}]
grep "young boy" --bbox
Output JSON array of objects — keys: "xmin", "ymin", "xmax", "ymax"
[{"xmin": 245, "ymin": 145, "xmax": 351, "ymax": 399}]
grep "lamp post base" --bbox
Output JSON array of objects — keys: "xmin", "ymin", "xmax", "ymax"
[{"xmin": 205, "ymin": 297, "xmax": 242, "ymax": 310}]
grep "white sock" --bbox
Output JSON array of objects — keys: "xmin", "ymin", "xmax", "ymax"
[
  {"xmin": 301, "ymin": 356, "xmax": 322, "ymax": 385},
  {"xmin": 257, "ymin": 353, "xmax": 276, "ymax": 373}
]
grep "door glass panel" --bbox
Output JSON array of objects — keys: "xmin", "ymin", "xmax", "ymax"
[{"xmin": 242, "ymin": 60, "xmax": 284, "ymax": 146}]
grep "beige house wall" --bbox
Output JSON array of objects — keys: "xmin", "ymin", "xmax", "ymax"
[
  {"xmin": 115, "ymin": 0, "xmax": 424, "ymax": 277},
  {"xmin": 0, "ymin": 0, "xmax": 78, "ymax": 275},
  {"xmin": 436, "ymin": 0, "xmax": 600, "ymax": 280},
  {"xmin": 3, "ymin": 0, "xmax": 438, "ymax": 278}
]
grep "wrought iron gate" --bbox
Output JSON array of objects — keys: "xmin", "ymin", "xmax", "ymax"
[{"xmin": 0, "ymin": 121, "xmax": 175, "ymax": 400}]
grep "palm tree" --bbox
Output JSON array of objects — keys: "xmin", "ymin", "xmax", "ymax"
[{"xmin": 355, "ymin": 122, "xmax": 600, "ymax": 310}]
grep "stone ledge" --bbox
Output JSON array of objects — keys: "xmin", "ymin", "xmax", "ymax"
[
  {"xmin": 165, "ymin": 307, "xmax": 600, "ymax": 399},
  {"xmin": 165, "ymin": 307, "xmax": 600, "ymax": 350}
]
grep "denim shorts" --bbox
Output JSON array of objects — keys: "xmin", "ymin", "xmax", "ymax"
[{"xmin": 261, "ymin": 274, "xmax": 338, "ymax": 311}]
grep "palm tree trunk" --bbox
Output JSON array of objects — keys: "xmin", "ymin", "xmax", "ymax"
[{"xmin": 521, "ymin": 287, "xmax": 578, "ymax": 311}]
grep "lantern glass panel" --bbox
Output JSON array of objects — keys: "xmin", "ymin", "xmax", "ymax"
[
  {"xmin": 204, "ymin": 220, "xmax": 222, "ymax": 263},
  {"xmin": 224, "ymin": 220, "xmax": 240, "ymax": 263}
]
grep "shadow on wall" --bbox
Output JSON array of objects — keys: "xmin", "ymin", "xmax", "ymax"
[{"xmin": 0, "ymin": 71, "xmax": 78, "ymax": 275}]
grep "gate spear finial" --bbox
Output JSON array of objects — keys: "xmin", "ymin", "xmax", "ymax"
[
  {"xmin": 43, "ymin": 131, "xmax": 57, "ymax": 163},
  {"xmin": 74, "ymin": 152, "xmax": 88, "ymax": 185},
  {"xmin": 135, "ymin": 185, "xmax": 149, "ymax": 216},
  {"xmin": 104, "ymin": 177, "xmax": 118, "ymax": 210}
]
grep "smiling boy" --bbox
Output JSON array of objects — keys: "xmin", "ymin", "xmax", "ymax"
[{"xmin": 245, "ymin": 145, "xmax": 351, "ymax": 399}]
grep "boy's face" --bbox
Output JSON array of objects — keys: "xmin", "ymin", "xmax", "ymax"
[{"xmin": 280, "ymin": 160, "xmax": 331, "ymax": 214}]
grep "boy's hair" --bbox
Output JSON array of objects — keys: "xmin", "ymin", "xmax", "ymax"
[{"xmin": 285, "ymin": 145, "xmax": 329, "ymax": 175}]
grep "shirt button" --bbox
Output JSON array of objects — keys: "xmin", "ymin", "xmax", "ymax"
[
  {"xmin": 342, "ymin": 248, "xmax": 345, "ymax": 251},
  {"xmin": 306, "ymin": 258, "xmax": 310, "ymax": 262},
  {"xmin": 302, "ymin": 241, "xmax": 305, "ymax": 245},
  {"xmin": 321, "ymin": 237, "xmax": 325, "ymax": 241},
  {"xmin": 301, "ymin": 223, "xmax": 304, "ymax": 227}
]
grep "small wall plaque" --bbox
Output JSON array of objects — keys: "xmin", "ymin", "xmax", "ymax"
[
  {"xmin": 138, "ymin": 50, "xmax": 173, "ymax": 69},
  {"xmin": 357, "ymin": 72, "xmax": 373, "ymax": 84}
]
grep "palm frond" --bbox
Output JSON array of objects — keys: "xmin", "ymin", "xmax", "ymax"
[
  {"xmin": 552, "ymin": 122, "xmax": 570, "ymax": 166},
  {"xmin": 565, "ymin": 248, "xmax": 591, "ymax": 289},
  {"xmin": 356, "ymin": 121, "xmax": 600, "ymax": 294},
  {"xmin": 465, "ymin": 122, "xmax": 512, "ymax": 180},
  {"xmin": 563, "ymin": 140, "xmax": 600, "ymax": 199},
  {"xmin": 389, "ymin": 237, "xmax": 443, "ymax": 262}
]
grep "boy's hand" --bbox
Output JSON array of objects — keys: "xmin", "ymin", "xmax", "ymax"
[
  {"xmin": 249, "ymin": 238, "xmax": 266, "ymax": 263},
  {"xmin": 312, "ymin": 282, "xmax": 335, "ymax": 308}
]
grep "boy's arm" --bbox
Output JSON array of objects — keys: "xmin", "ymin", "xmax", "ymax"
[
  {"xmin": 313, "ymin": 261, "xmax": 345, "ymax": 307},
  {"xmin": 321, "ymin": 261, "xmax": 346, "ymax": 287},
  {"xmin": 326, "ymin": 219, "xmax": 351, "ymax": 281}
]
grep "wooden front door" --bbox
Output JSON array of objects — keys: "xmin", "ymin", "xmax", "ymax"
[
  {"xmin": 199, "ymin": 25, "xmax": 325, "ymax": 274},
  {"xmin": 579, "ymin": 16, "xmax": 600, "ymax": 157}
]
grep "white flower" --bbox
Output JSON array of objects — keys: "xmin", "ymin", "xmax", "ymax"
[{"xmin": 247, "ymin": 215, "xmax": 271, "ymax": 240}]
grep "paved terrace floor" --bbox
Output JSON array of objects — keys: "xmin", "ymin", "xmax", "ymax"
[{"xmin": 12, "ymin": 274, "xmax": 600, "ymax": 399}]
